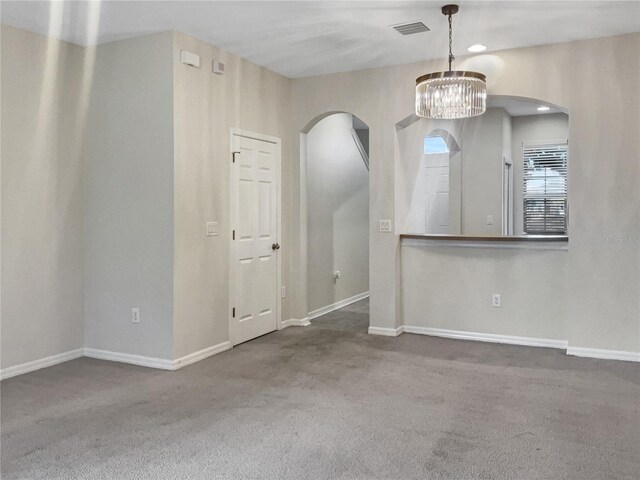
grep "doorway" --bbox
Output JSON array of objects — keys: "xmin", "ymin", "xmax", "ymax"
[
  {"xmin": 424, "ymin": 151, "xmax": 450, "ymax": 234},
  {"xmin": 396, "ymin": 118, "xmax": 462, "ymax": 235},
  {"xmin": 304, "ymin": 113, "xmax": 370, "ymax": 320},
  {"xmin": 229, "ymin": 129, "xmax": 282, "ymax": 346}
]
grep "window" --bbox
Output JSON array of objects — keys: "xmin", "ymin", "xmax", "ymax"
[
  {"xmin": 523, "ymin": 141, "xmax": 568, "ymax": 234},
  {"xmin": 424, "ymin": 136, "xmax": 449, "ymax": 155}
]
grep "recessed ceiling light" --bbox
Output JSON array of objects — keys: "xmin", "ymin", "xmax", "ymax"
[
  {"xmin": 537, "ymin": 106, "xmax": 550, "ymax": 111},
  {"xmin": 467, "ymin": 44, "xmax": 487, "ymax": 53}
]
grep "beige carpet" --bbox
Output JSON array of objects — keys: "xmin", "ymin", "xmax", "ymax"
[{"xmin": 2, "ymin": 299, "xmax": 639, "ymax": 479}]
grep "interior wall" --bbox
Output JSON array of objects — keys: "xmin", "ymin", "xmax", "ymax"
[
  {"xmin": 460, "ymin": 108, "xmax": 510, "ymax": 235},
  {"xmin": 396, "ymin": 120, "xmax": 463, "ymax": 234},
  {"xmin": 172, "ymin": 32, "xmax": 292, "ymax": 359},
  {"xmin": 290, "ymin": 33, "xmax": 640, "ymax": 354},
  {"xmin": 396, "ymin": 109, "xmax": 510, "ymax": 236},
  {"xmin": 2, "ymin": 24, "xmax": 637, "ymax": 374},
  {"xmin": 2, "ymin": 26, "xmax": 292, "ymax": 369},
  {"xmin": 83, "ymin": 32, "xmax": 175, "ymax": 359},
  {"xmin": 402, "ymin": 244, "xmax": 568, "ymax": 341},
  {"xmin": 511, "ymin": 113, "xmax": 569, "ymax": 235},
  {"xmin": 1, "ymin": 25, "xmax": 85, "ymax": 369},
  {"xmin": 355, "ymin": 128, "xmax": 369, "ymax": 157},
  {"xmin": 306, "ymin": 113, "xmax": 369, "ymax": 313}
]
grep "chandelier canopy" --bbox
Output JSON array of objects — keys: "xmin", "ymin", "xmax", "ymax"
[{"xmin": 415, "ymin": 5, "xmax": 487, "ymax": 119}]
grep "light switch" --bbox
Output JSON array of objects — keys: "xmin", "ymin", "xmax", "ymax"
[
  {"xmin": 206, "ymin": 221, "xmax": 220, "ymax": 236},
  {"xmin": 379, "ymin": 219, "xmax": 392, "ymax": 233}
]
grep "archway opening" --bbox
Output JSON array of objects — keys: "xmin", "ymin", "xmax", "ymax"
[
  {"xmin": 395, "ymin": 95, "xmax": 569, "ymax": 237},
  {"xmin": 302, "ymin": 112, "xmax": 370, "ymax": 326}
]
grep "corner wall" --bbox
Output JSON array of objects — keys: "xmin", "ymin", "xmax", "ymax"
[
  {"xmin": 2, "ymin": 26, "xmax": 293, "ymax": 375},
  {"xmin": 1, "ymin": 25, "xmax": 85, "ymax": 371},
  {"xmin": 83, "ymin": 32, "xmax": 175, "ymax": 359},
  {"xmin": 172, "ymin": 32, "xmax": 292, "ymax": 359}
]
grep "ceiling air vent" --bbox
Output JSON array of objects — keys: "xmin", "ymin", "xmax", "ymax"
[{"xmin": 391, "ymin": 21, "xmax": 430, "ymax": 36}]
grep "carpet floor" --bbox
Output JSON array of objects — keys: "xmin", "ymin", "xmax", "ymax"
[{"xmin": 2, "ymin": 299, "xmax": 639, "ymax": 479}]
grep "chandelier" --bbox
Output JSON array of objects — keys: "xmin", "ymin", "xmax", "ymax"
[{"xmin": 415, "ymin": 4, "xmax": 486, "ymax": 119}]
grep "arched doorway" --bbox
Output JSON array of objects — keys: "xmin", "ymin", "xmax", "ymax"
[{"xmin": 300, "ymin": 112, "xmax": 370, "ymax": 325}]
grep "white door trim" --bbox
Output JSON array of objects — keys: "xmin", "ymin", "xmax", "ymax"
[{"xmin": 229, "ymin": 128, "xmax": 283, "ymax": 342}]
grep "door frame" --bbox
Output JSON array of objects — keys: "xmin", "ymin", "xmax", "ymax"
[
  {"xmin": 502, "ymin": 155, "xmax": 514, "ymax": 235},
  {"xmin": 229, "ymin": 128, "xmax": 283, "ymax": 345}
]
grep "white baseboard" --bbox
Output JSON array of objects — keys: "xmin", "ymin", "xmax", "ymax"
[
  {"xmin": 84, "ymin": 348, "xmax": 175, "ymax": 370},
  {"xmin": 0, "ymin": 348, "xmax": 84, "ymax": 380},
  {"xmin": 368, "ymin": 326, "xmax": 404, "ymax": 337},
  {"xmin": 173, "ymin": 341, "xmax": 232, "ymax": 368},
  {"xmin": 308, "ymin": 291, "xmax": 369, "ymax": 320},
  {"xmin": 372, "ymin": 325, "xmax": 639, "ymax": 363},
  {"xmin": 3, "ymin": 342, "xmax": 234, "ymax": 380},
  {"xmin": 566, "ymin": 346, "xmax": 640, "ymax": 363},
  {"xmin": 402, "ymin": 326, "xmax": 568, "ymax": 350},
  {"xmin": 281, "ymin": 317, "xmax": 311, "ymax": 329},
  {"xmin": 85, "ymin": 342, "xmax": 233, "ymax": 371}
]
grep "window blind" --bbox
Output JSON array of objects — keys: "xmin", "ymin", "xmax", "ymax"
[{"xmin": 523, "ymin": 141, "xmax": 568, "ymax": 234}]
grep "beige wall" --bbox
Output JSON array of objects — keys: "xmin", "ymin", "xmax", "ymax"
[
  {"xmin": 402, "ymin": 243, "xmax": 568, "ymax": 341},
  {"xmin": 172, "ymin": 32, "xmax": 291, "ymax": 359},
  {"xmin": 83, "ymin": 32, "xmax": 175, "ymax": 359},
  {"xmin": 460, "ymin": 108, "xmax": 509, "ymax": 235},
  {"xmin": 1, "ymin": 25, "xmax": 85, "ymax": 369},
  {"xmin": 2, "ymin": 27, "xmax": 292, "ymax": 368},
  {"xmin": 306, "ymin": 113, "xmax": 369, "ymax": 313},
  {"xmin": 291, "ymin": 33, "xmax": 640, "ymax": 353},
  {"xmin": 2, "ymin": 24, "xmax": 637, "ymax": 372}
]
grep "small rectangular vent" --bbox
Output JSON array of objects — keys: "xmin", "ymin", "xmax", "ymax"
[{"xmin": 392, "ymin": 21, "xmax": 430, "ymax": 36}]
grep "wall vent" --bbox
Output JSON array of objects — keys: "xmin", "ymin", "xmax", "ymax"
[{"xmin": 391, "ymin": 21, "xmax": 430, "ymax": 36}]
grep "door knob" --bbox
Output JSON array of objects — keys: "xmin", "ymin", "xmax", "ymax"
[{"xmin": 272, "ymin": 243, "xmax": 280, "ymax": 251}]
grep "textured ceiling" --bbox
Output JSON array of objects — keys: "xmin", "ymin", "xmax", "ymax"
[{"xmin": 2, "ymin": 1, "xmax": 639, "ymax": 78}]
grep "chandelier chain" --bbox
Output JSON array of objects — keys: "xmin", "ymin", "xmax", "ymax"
[{"xmin": 448, "ymin": 12, "xmax": 455, "ymax": 71}]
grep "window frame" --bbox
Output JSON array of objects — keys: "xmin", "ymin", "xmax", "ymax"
[{"xmin": 522, "ymin": 139, "xmax": 569, "ymax": 235}]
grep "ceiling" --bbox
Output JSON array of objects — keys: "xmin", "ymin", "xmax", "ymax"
[
  {"xmin": 2, "ymin": 1, "xmax": 639, "ymax": 78},
  {"xmin": 487, "ymin": 96, "xmax": 565, "ymax": 117}
]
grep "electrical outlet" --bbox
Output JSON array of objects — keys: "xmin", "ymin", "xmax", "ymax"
[
  {"xmin": 281, "ymin": 286, "xmax": 286, "ymax": 298},
  {"xmin": 492, "ymin": 294, "xmax": 501, "ymax": 307},
  {"xmin": 379, "ymin": 219, "xmax": 392, "ymax": 233},
  {"xmin": 132, "ymin": 307, "xmax": 140, "ymax": 323},
  {"xmin": 486, "ymin": 215, "xmax": 494, "ymax": 225}
]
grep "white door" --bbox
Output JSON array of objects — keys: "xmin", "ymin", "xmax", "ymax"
[
  {"xmin": 424, "ymin": 153, "xmax": 450, "ymax": 234},
  {"xmin": 230, "ymin": 131, "xmax": 280, "ymax": 346}
]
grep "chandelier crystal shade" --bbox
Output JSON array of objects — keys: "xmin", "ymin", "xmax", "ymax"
[{"xmin": 415, "ymin": 5, "xmax": 486, "ymax": 119}]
